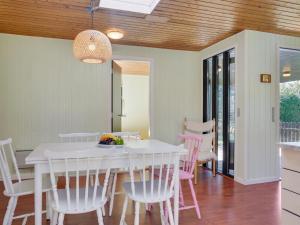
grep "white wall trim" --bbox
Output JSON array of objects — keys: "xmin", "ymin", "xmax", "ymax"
[
  {"xmin": 199, "ymin": 44, "xmax": 238, "ymax": 61},
  {"xmin": 111, "ymin": 55, "xmax": 155, "ymax": 138},
  {"xmin": 235, "ymin": 176, "xmax": 280, "ymax": 185},
  {"xmin": 199, "ymin": 44, "xmax": 240, "ymax": 177},
  {"xmin": 243, "ymin": 31, "xmax": 250, "ymax": 181},
  {"xmin": 275, "ymin": 44, "xmax": 300, "ymax": 178},
  {"xmin": 232, "ymin": 44, "xmax": 240, "ymax": 180}
]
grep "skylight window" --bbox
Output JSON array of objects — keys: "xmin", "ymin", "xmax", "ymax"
[{"xmin": 99, "ymin": 0, "xmax": 161, "ymax": 14}]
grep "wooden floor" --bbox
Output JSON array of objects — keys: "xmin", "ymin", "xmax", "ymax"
[{"xmin": 0, "ymin": 169, "xmax": 281, "ymax": 225}]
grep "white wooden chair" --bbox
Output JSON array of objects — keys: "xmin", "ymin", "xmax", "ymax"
[
  {"xmin": 58, "ymin": 132, "xmax": 101, "ymax": 189},
  {"xmin": 0, "ymin": 138, "xmax": 51, "ymax": 225},
  {"xmin": 58, "ymin": 132, "xmax": 100, "ymax": 143},
  {"xmin": 183, "ymin": 118, "xmax": 217, "ymax": 184},
  {"xmin": 45, "ymin": 150, "xmax": 111, "ymax": 225},
  {"xmin": 119, "ymin": 149, "xmax": 180, "ymax": 225},
  {"xmin": 108, "ymin": 131, "xmax": 141, "ymax": 216}
]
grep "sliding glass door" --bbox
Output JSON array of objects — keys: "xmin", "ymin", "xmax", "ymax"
[{"xmin": 203, "ymin": 49, "xmax": 235, "ymax": 177}]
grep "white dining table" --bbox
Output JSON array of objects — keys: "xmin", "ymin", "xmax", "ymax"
[{"xmin": 26, "ymin": 139, "xmax": 186, "ymax": 225}]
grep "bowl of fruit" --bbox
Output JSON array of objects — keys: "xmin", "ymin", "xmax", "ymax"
[{"xmin": 98, "ymin": 133, "xmax": 124, "ymax": 148}]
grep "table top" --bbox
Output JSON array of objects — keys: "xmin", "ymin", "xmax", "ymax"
[
  {"xmin": 280, "ymin": 142, "xmax": 300, "ymax": 151},
  {"xmin": 26, "ymin": 139, "xmax": 185, "ymax": 164}
]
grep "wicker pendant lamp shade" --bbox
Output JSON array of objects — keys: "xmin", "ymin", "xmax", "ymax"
[{"xmin": 73, "ymin": 29, "xmax": 112, "ymax": 64}]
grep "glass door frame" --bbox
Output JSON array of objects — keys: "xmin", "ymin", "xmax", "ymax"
[{"xmin": 203, "ymin": 48, "xmax": 235, "ymax": 177}]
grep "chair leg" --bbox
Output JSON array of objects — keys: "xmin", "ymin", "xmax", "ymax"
[
  {"xmin": 194, "ymin": 160, "xmax": 198, "ymax": 185},
  {"xmin": 21, "ymin": 216, "xmax": 28, "ymax": 225},
  {"xmin": 102, "ymin": 206, "xmax": 106, "ymax": 217},
  {"xmin": 119, "ymin": 196, "xmax": 128, "ymax": 225},
  {"xmin": 8, "ymin": 197, "xmax": 17, "ymax": 225},
  {"xmin": 46, "ymin": 191, "xmax": 52, "ymax": 220},
  {"xmin": 109, "ymin": 171, "xmax": 118, "ymax": 216},
  {"xmin": 166, "ymin": 199, "xmax": 175, "ymax": 225},
  {"xmin": 179, "ymin": 181, "xmax": 185, "ymax": 207},
  {"xmin": 159, "ymin": 202, "xmax": 166, "ymax": 225},
  {"xmin": 51, "ymin": 211, "xmax": 58, "ymax": 225},
  {"xmin": 58, "ymin": 213, "xmax": 64, "ymax": 225},
  {"xmin": 212, "ymin": 159, "xmax": 216, "ymax": 176},
  {"xmin": 3, "ymin": 197, "xmax": 17, "ymax": 225},
  {"xmin": 96, "ymin": 208, "xmax": 104, "ymax": 225},
  {"xmin": 90, "ymin": 175, "xmax": 94, "ymax": 186},
  {"xmin": 134, "ymin": 201, "xmax": 140, "ymax": 225},
  {"xmin": 188, "ymin": 179, "xmax": 201, "ymax": 219}
]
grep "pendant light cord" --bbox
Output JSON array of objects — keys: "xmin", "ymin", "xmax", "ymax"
[{"xmin": 90, "ymin": 0, "xmax": 95, "ymax": 29}]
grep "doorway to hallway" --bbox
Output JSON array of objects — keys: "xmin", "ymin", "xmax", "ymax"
[{"xmin": 111, "ymin": 59, "xmax": 150, "ymax": 139}]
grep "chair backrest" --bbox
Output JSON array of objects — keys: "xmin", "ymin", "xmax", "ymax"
[
  {"xmin": 59, "ymin": 132, "xmax": 100, "ymax": 143},
  {"xmin": 184, "ymin": 118, "xmax": 215, "ymax": 153},
  {"xmin": 0, "ymin": 138, "xmax": 21, "ymax": 195},
  {"xmin": 111, "ymin": 131, "xmax": 141, "ymax": 141},
  {"xmin": 46, "ymin": 150, "xmax": 111, "ymax": 212},
  {"xmin": 198, "ymin": 133, "xmax": 214, "ymax": 152},
  {"xmin": 184, "ymin": 118, "xmax": 215, "ymax": 134},
  {"xmin": 179, "ymin": 134, "xmax": 203, "ymax": 174},
  {"xmin": 128, "ymin": 149, "xmax": 180, "ymax": 201},
  {"xmin": 184, "ymin": 130, "xmax": 214, "ymax": 152}
]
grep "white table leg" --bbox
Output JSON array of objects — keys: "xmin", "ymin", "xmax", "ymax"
[
  {"xmin": 174, "ymin": 165, "xmax": 179, "ymax": 225},
  {"xmin": 34, "ymin": 164, "xmax": 43, "ymax": 225}
]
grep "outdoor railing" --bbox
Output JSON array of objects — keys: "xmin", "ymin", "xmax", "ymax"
[{"xmin": 281, "ymin": 122, "xmax": 300, "ymax": 142}]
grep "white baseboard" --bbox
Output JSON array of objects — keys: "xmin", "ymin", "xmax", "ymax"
[{"xmin": 234, "ymin": 176, "xmax": 280, "ymax": 185}]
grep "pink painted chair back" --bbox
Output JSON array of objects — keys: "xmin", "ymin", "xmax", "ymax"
[
  {"xmin": 151, "ymin": 134, "xmax": 203, "ymax": 219},
  {"xmin": 159, "ymin": 133, "xmax": 203, "ymax": 219},
  {"xmin": 178, "ymin": 134, "xmax": 202, "ymax": 176}
]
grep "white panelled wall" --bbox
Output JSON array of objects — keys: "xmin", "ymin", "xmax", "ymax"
[
  {"xmin": 2, "ymin": 30, "xmax": 300, "ymax": 184},
  {"xmin": 0, "ymin": 33, "xmax": 201, "ymax": 151},
  {"xmin": 198, "ymin": 31, "xmax": 247, "ymax": 183},
  {"xmin": 199, "ymin": 30, "xmax": 300, "ymax": 184},
  {"xmin": 121, "ymin": 74, "xmax": 150, "ymax": 139},
  {"xmin": 245, "ymin": 31, "xmax": 300, "ymax": 183},
  {"xmin": 0, "ymin": 34, "xmax": 111, "ymax": 150},
  {"xmin": 112, "ymin": 45, "xmax": 202, "ymax": 143}
]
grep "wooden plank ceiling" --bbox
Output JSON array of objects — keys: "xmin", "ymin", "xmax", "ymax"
[{"xmin": 1, "ymin": 0, "xmax": 300, "ymax": 51}]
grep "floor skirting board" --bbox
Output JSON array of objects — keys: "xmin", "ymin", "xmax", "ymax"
[{"xmin": 235, "ymin": 176, "xmax": 280, "ymax": 185}]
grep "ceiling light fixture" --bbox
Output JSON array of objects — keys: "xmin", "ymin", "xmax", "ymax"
[
  {"xmin": 283, "ymin": 71, "xmax": 291, "ymax": 77},
  {"xmin": 73, "ymin": 0, "xmax": 112, "ymax": 64},
  {"xmin": 107, "ymin": 30, "xmax": 124, "ymax": 40}
]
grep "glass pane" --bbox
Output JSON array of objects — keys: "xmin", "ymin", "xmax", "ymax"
[
  {"xmin": 228, "ymin": 49, "xmax": 235, "ymax": 176},
  {"xmin": 217, "ymin": 54, "xmax": 224, "ymax": 173},
  {"xmin": 280, "ymin": 48, "xmax": 300, "ymax": 143},
  {"xmin": 207, "ymin": 58, "xmax": 213, "ymax": 120}
]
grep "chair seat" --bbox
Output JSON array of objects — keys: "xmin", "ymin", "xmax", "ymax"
[
  {"xmin": 4, "ymin": 177, "xmax": 52, "ymax": 197},
  {"xmin": 123, "ymin": 180, "xmax": 173, "ymax": 203},
  {"xmin": 52, "ymin": 186, "xmax": 106, "ymax": 214}
]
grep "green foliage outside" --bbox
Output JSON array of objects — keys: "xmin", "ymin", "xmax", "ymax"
[{"xmin": 280, "ymin": 81, "xmax": 300, "ymax": 122}]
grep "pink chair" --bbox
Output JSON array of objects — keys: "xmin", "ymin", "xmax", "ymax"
[
  {"xmin": 177, "ymin": 133, "xmax": 202, "ymax": 219},
  {"xmin": 153, "ymin": 133, "xmax": 202, "ymax": 219}
]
